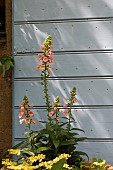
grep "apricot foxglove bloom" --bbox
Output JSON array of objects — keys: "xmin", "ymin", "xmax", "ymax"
[
  {"xmin": 36, "ymin": 35, "xmax": 54, "ymax": 76},
  {"xmin": 18, "ymin": 96, "xmax": 36, "ymax": 125}
]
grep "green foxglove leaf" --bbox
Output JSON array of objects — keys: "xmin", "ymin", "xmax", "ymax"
[
  {"xmin": 21, "ymin": 148, "xmax": 35, "ymax": 156},
  {"xmin": 12, "ymin": 141, "xmax": 25, "ymax": 149},
  {"xmin": 37, "ymin": 146, "xmax": 51, "ymax": 152},
  {"xmin": 71, "ymin": 128, "xmax": 85, "ymax": 133},
  {"xmin": 53, "ymin": 139, "xmax": 60, "ymax": 149},
  {"xmin": 73, "ymin": 151, "xmax": 89, "ymax": 159}
]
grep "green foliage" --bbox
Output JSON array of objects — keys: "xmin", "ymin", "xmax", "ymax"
[
  {"xmin": 51, "ymin": 158, "xmax": 66, "ymax": 170},
  {"xmin": 27, "ymin": 121, "xmax": 88, "ymax": 167},
  {"xmin": 81, "ymin": 158, "xmax": 107, "ymax": 170},
  {"xmin": 0, "ymin": 55, "xmax": 14, "ymax": 77}
]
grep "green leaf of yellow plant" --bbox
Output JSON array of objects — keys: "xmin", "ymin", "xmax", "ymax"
[{"xmin": 51, "ymin": 158, "xmax": 66, "ymax": 170}]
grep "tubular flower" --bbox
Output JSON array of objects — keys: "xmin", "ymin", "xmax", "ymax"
[
  {"xmin": 43, "ymin": 57, "xmax": 48, "ymax": 62},
  {"xmin": 73, "ymin": 97, "xmax": 77, "ymax": 103},
  {"xmin": 31, "ymin": 120, "xmax": 37, "ymax": 124},
  {"xmin": 56, "ymin": 116, "xmax": 60, "ymax": 121},
  {"xmin": 49, "ymin": 110, "xmax": 55, "ymax": 117},
  {"xmin": 47, "ymin": 69, "xmax": 51, "ymax": 75},
  {"xmin": 25, "ymin": 117, "xmax": 31, "ymax": 124},
  {"xmin": 19, "ymin": 96, "xmax": 36, "ymax": 125},
  {"xmin": 20, "ymin": 106, "xmax": 25, "ymax": 114},
  {"xmin": 39, "ymin": 44, "xmax": 45, "ymax": 50},
  {"xmin": 63, "ymin": 103, "xmax": 68, "ymax": 108},
  {"xmin": 28, "ymin": 110, "xmax": 34, "ymax": 117},
  {"xmin": 63, "ymin": 109, "xmax": 70, "ymax": 116},
  {"xmin": 36, "ymin": 35, "xmax": 54, "ymax": 76},
  {"xmin": 36, "ymin": 65, "xmax": 40, "ymax": 70},
  {"xmin": 40, "ymin": 64, "xmax": 45, "ymax": 70},
  {"xmin": 19, "ymin": 118, "xmax": 25, "ymax": 124},
  {"xmin": 65, "ymin": 98, "xmax": 70, "ymax": 101}
]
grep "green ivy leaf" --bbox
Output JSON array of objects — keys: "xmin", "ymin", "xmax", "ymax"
[
  {"xmin": 9, "ymin": 60, "xmax": 14, "ymax": 68},
  {"xmin": 5, "ymin": 60, "xmax": 11, "ymax": 71},
  {"xmin": 0, "ymin": 61, "xmax": 3, "ymax": 74}
]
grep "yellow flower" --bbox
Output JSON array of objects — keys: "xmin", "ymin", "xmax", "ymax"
[
  {"xmin": 8, "ymin": 149, "xmax": 21, "ymax": 155},
  {"xmin": 28, "ymin": 154, "xmax": 46, "ymax": 163},
  {"xmin": 58, "ymin": 153, "xmax": 71, "ymax": 160},
  {"xmin": 63, "ymin": 163, "xmax": 72, "ymax": 169}
]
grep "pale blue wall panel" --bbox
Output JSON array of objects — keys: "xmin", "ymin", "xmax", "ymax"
[
  {"xmin": 14, "ymin": 80, "xmax": 113, "ymax": 106},
  {"xmin": 77, "ymin": 142, "xmax": 113, "ymax": 164},
  {"xmin": 14, "ymin": 109, "xmax": 113, "ymax": 139},
  {"xmin": 14, "ymin": 21, "xmax": 113, "ymax": 53},
  {"xmin": 14, "ymin": 0, "xmax": 113, "ymax": 21},
  {"xmin": 14, "ymin": 53, "xmax": 113, "ymax": 78}
]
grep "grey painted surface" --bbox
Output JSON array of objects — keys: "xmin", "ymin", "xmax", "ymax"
[
  {"xmin": 14, "ymin": 79, "xmax": 113, "ymax": 106},
  {"xmin": 13, "ymin": 0, "xmax": 113, "ymax": 162},
  {"xmin": 14, "ymin": 109, "xmax": 113, "ymax": 139},
  {"xmin": 14, "ymin": 53, "xmax": 113, "ymax": 78},
  {"xmin": 14, "ymin": 21, "xmax": 113, "ymax": 53},
  {"xmin": 14, "ymin": 0, "xmax": 113, "ymax": 21}
]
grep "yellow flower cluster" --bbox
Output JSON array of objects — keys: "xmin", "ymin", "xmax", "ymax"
[
  {"xmin": 2, "ymin": 158, "xmax": 17, "ymax": 166},
  {"xmin": 8, "ymin": 149, "xmax": 20, "ymax": 155},
  {"xmin": 2, "ymin": 152, "xmax": 72, "ymax": 170},
  {"xmin": 37, "ymin": 154, "xmax": 72, "ymax": 169},
  {"xmin": 28, "ymin": 154, "xmax": 46, "ymax": 163}
]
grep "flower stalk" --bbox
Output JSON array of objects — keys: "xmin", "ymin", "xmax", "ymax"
[
  {"xmin": 64, "ymin": 86, "xmax": 77, "ymax": 131},
  {"xmin": 36, "ymin": 35, "xmax": 54, "ymax": 123}
]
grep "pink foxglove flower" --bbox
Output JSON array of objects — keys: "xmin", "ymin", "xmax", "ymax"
[
  {"xmin": 19, "ymin": 119, "xmax": 25, "ymax": 124},
  {"xmin": 20, "ymin": 106, "xmax": 25, "ymax": 113},
  {"xmin": 49, "ymin": 110, "xmax": 55, "ymax": 117},
  {"xmin": 73, "ymin": 98, "xmax": 77, "ymax": 103},
  {"xmin": 63, "ymin": 109, "xmax": 69, "ymax": 116},
  {"xmin": 63, "ymin": 104, "xmax": 68, "ymax": 108},
  {"xmin": 25, "ymin": 117, "xmax": 31, "ymax": 124},
  {"xmin": 28, "ymin": 110, "xmax": 34, "ymax": 117},
  {"xmin": 31, "ymin": 120, "xmax": 37, "ymax": 124}
]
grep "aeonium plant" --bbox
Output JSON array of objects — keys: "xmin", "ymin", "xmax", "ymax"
[{"xmin": 1, "ymin": 36, "xmax": 88, "ymax": 169}]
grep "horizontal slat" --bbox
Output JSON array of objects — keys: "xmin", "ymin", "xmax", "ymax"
[
  {"xmin": 14, "ymin": 79, "xmax": 113, "ymax": 106},
  {"xmin": 14, "ymin": 0, "xmax": 113, "ymax": 21},
  {"xmin": 14, "ymin": 53, "xmax": 113, "ymax": 78},
  {"xmin": 13, "ymin": 109, "xmax": 113, "ymax": 139},
  {"xmin": 78, "ymin": 142, "xmax": 113, "ymax": 164},
  {"xmin": 14, "ymin": 21, "xmax": 113, "ymax": 52}
]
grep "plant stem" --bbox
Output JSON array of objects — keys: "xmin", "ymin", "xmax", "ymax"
[
  {"xmin": 56, "ymin": 109, "xmax": 58, "ymax": 128},
  {"xmin": 43, "ymin": 62, "xmax": 52, "ymax": 123},
  {"xmin": 68, "ymin": 99, "xmax": 73, "ymax": 132}
]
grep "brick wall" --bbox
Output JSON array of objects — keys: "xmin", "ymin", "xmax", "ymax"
[{"xmin": 0, "ymin": 0, "xmax": 12, "ymax": 156}]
